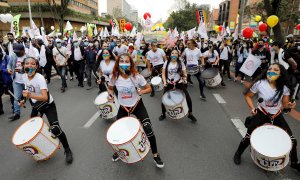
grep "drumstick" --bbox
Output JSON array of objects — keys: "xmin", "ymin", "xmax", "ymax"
[{"xmin": 8, "ymin": 90, "xmax": 26, "ymax": 108}]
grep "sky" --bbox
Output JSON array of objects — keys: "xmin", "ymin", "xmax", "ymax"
[{"xmin": 98, "ymin": 0, "xmax": 222, "ymax": 22}]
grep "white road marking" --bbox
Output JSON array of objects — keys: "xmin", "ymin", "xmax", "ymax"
[
  {"xmin": 231, "ymin": 118, "xmax": 247, "ymax": 137},
  {"xmin": 83, "ymin": 111, "xmax": 100, "ymax": 128},
  {"xmin": 213, "ymin": 93, "xmax": 226, "ymax": 104}
]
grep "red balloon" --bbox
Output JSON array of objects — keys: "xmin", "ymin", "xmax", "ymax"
[
  {"xmin": 258, "ymin": 23, "xmax": 268, "ymax": 32},
  {"xmin": 296, "ymin": 24, "xmax": 300, "ymax": 30},
  {"xmin": 125, "ymin": 22, "xmax": 133, "ymax": 31},
  {"xmin": 143, "ymin": 13, "xmax": 151, "ymax": 20},
  {"xmin": 219, "ymin": 26, "xmax": 223, "ymax": 32},
  {"xmin": 243, "ymin": 27, "xmax": 254, "ymax": 38}
]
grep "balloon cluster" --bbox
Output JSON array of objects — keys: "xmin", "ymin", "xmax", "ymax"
[{"xmin": 0, "ymin": 13, "xmax": 13, "ymax": 23}]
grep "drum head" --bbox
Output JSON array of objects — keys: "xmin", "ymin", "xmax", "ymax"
[
  {"xmin": 12, "ymin": 117, "xmax": 43, "ymax": 145},
  {"xmin": 141, "ymin": 69, "xmax": 151, "ymax": 78},
  {"xmin": 201, "ymin": 68, "xmax": 218, "ymax": 79},
  {"xmin": 162, "ymin": 90, "xmax": 185, "ymax": 106},
  {"xmin": 107, "ymin": 117, "xmax": 140, "ymax": 145},
  {"xmin": 251, "ymin": 125, "xmax": 292, "ymax": 157},
  {"xmin": 151, "ymin": 76, "xmax": 161, "ymax": 85},
  {"xmin": 94, "ymin": 91, "xmax": 109, "ymax": 105}
]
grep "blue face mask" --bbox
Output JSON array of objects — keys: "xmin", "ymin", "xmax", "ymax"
[
  {"xmin": 119, "ymin": 63, "xmax": 130, "ymax": 72},
  {"xmin": 170, "ymin": 56, "xmax": 177, "ymax": 60},
  {"xmin": 102, "ymin": 54, "xmax": 109, "ymax": 58},
  {"xmin": 84, "ymin": 42, "xmax": 89, "ymax": 46},
  {"xmin": 56, "ymin": 43, "xmax": 62, "ymax": 48},
  {"xmin": 26, "ymin": 67, "xmax": 37, "ymax": 77},
  {"xmin": 73, "ymin": 42, "xmax": 79, "ymax": 47}
]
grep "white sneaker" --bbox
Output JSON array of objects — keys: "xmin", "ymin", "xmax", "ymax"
[
  {"xmin": 58, "ymin": 76, "xmax": 61, "ymax": 80},
  {"xmin": 65, "ymin": 76, "xmax": 68, "ymax": 80},
  {"xmin": 84, "ymin": 78, "xmax": 87, "ymax": 82}
]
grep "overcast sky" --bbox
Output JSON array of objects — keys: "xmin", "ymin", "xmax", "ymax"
[{"xmin": 98, "ymin": 0, "xmax": 222, "ymax": 22}]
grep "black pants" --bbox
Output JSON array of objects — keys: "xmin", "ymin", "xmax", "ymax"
[
  {"xmin": 73, "ymin": 60, "xmax": 85, "ymax": 85},
  {"xmin": 187, "ymin": 72, "xmax": 205, "ymax": 96},
  {"xmin": 117, "ymin": 99, "xmax": 158, "ymax": 154},
  {"xmin": 43, "ymin": 61, "xmax": 52, "ymax": 83},
  {"xmin": 66, "ymin": 61, "xmax": 74, "ymax": 78},
  {"xmin": 236, "ymin": 110, "xmax": 298, "ymax": 163},
  {"xmin": 219, "ymin": 59, "xmax": 231, "ymax": 79},
  {"xmin": 0, "ymin": 83, "xmax": 14, "ymax": 112},
  {"xmin": 150, "ymin": 64, "xmax": 163, "ymax": 95},
  {"xmin": 161, "ymin": 82, "xmax": 192, "ymax": 114},
  {"xmin": 30, "ymin": 102, "xmax": 70, "ymax": 150}
]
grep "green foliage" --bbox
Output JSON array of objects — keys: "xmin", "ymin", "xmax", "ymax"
[{"xmin": 164, "ymin": 2, "xmax": 198, "ymax": 32}]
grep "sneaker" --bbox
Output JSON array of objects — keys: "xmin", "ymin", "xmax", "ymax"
[
  {"xmin": 187, "ymin": 80, "xmax": 194, "ymax": 85},
  {"xmin": 221, "ymin": 82, "xmax": 226, "ymax": 86},
  {"xmin": 84, "ymin": 78, "xmax": 87, "ymax": 82},
  {"xmin": 70, "ymin": 77, "xmax": 73, "ymax": 81},
  {"xmin": 65, "ymin": 148, "xmax": 73, "ymax": 164},
  {"xmin": 291, "ymin": 162, "xmax": 300, "ymax": 172},
  {"xmin": 200, "ymin": 94, "xmax": 206, "ymax": 100},
  {"xmin": 233, "ymin": 151, "xmax": 241, "ymax": 165},
  {"xmin": 188, "ymin": 114, "xmax": 197, "ymax": 122},
  {"xmin": 61, "ymin": 87, "xmax": 65, "ymax": 93},
  {"xmin": 65, "ymin": 76, "xmax": 68, "ymax": 80},
  {"xmin": 112, "ymin": 152, "xmax": 120, "ymax": 162},
  {"xmin": 0, "ymin": 111, "xmax": 4, "ymax": 115},
  {"xmin": 150, "ymin": 92, "xmax": 155, "ymax": 97},
  {"xmin": 159, "ymin": 114, "xmax": 166, "ymax": 121},
  {"xmin": 153, "ymin": 154, "xmax": 164, "ymax": 168},
  {"xmin": 9, "ymin": 114, "xmax": 20, "ymax": 121}
]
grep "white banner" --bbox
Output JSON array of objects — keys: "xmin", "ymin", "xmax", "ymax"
[{"xmin": 240, "ymin": 54, "xmax": 261, "ymax": 76}]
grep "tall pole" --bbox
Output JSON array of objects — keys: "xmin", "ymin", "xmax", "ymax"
[
  {"xmin": 238, "ymin": 0, "xmax": 245, "ymax": 34},
  {"xmin": 28, "ymin": 0, "xmax": 33, "ymax": 28}
]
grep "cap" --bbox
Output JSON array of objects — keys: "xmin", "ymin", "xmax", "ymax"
[
  {"xmin": 13, "ymin": 44, "xmax": 25, "ymax": 53},
  {"xmin": 272, "ymin": 40, "xmax": 283, "ymax": 47},
  {"xmin": 286, "ymin": 34, "xmax": 294, "ymax": 38},
  {"xmin": 128, "ymin": 43, "xmax": 133, "ymax": 47}
]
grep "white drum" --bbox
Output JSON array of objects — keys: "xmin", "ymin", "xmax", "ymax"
[
  {"xmin": 107, "ymin": 117, "xmax": 150, "ymax": 164},
  {"xmin": 201, "ymin": 68, "xmax": 222, "ymax": 87},
  {"xmin": 187, "ymin": 65, "xmax": 199, "ymax": 75},
  {"xmin": 12, "ymin": 117, "xmax": 60, "ymax": 161},
  {"xmin": 94, "ymin": 91, "xmax": 120, "ymax": 119},
  {"xmin": 151, "ymin": 76, "xmax": 163, "ymax": 91},
  {"xmin": 250, "ymin": 124, "xmax": 292, "ymax": 171},
  {"xmin": 162, "ymin": 90, "xmax": 189, "ymax": 119}
]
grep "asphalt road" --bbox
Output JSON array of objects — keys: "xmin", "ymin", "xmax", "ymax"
[{"xmin": 0, "ymin": 75, "xmax": 299, "ymax": 180}]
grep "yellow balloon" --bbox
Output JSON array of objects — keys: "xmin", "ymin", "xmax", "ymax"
[
  {"xmin": 267, "ymin": 15, "xmax": 279, "ymax": 28},
  {"xmin": 255, "ymin": 15, "xmax": 261, "ymax": 22},
  {"xmin": 215, "ymin": 25, "xmax": 220, "ymax": 32}
]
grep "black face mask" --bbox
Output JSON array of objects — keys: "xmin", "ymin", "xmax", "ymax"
[{"xmin": 258, "ymin": 45, "xmax": 264, "ymax": 49}]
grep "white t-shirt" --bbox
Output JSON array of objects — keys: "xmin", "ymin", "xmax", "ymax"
[
  {"xmin": 14, "ymin": 55, "xmax": 26, "ymax": 84},
  {"xmin": 22, "ymin": 73, "xmax": 54, "ymax": 104},
  {"xmin": 109, "ymin": 74, "xmax": 147, "ymax": 107},
  {"xmin": 52, "ymin": 47, "xmax": 69, "ymax": 65},
  {"xmin": 163, "ymin": 60, "xmax": 186, "ymax": 82},
  {"xmin": 74, "ymin": 47, "xmax": 83, "ymax": 61},
  {"xmin": 99, "ymin": 60, "xmax": 115, "ymax": 81},
  {"xmin": 183, "ymin": 48, "xmax": 202, "ymax": 66},
  {"xmin": 204, "ymin": 50, "xmax": 219, "ymax": 63},
  {"xmin": 250, "ymin": 79, "xmax": 290, "ymax": 114},
  {"xmin": 25, "ymin": 47, "xmax": 40, "ymax": 60},
  {"xmin": 146, "ymin": 48, "xmax": 165, "ymax": 67},
  {"xmin": 113, "ymin": 45, "xmax": 128, "ymax": 56},
  {"xmin": 220, "ymin": 46, "xmax": 230, "ymax": 60}
]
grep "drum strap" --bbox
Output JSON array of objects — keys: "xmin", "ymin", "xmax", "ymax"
[
  {"xmin": 121, "ymin": 99, "xmax": 140, "ymax": 116},
  {"xmin": 258, "ymin": 106, "xmax": 281, "ymax": 123}
]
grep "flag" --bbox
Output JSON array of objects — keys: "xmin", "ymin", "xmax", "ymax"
[
  {"xmin": 30, "ymin": 19, "xmax": 40, "ymax": 36},
  {"xmin": 94, "ymin": 24, "xmax": 98, "ymax": 36},
  {"xmin": 221, "ymin": 22, "xmax": 227, "ymax": 38},
  {"xmin": 233, "ymin": 23, "xmax": 239, "ymax": 41},
  {"xmin": 87, "ymin": 23, "xmax": 93, "ymax": 37},
  {"xmin": 99, "ymin": 28, "xmax": 104, "ymax": 38},
  {"xmin": 197, "ymin": 20, "xmax": 208, "ymax": 40},
  {"xmin": 171, "ymin": 27, "xmax": 179, "ymax": 38},
  {"xmin": 103, "ymin": 27, "xmax": 109, "ymax": 38},
  {"xmin": 110, "ymin": 17, "xmax": 119, "ymax": 29},
  {"xmin": 187, "ymin": 27, "xmax": 196, "ymax": 40},
  {"xmin": 41, "ymin": 28, "xmax": 48, "ymax": 46},
  {"xmin": 39, "ymin": 45, "xmax": 47, "ymax": 67},
  {"xmin": 11, "ymin": 14, "xmax": 21, "ymax": 37},
  {"xmin": 226, "ymin": 26, "xmax": 231, "ymax": 36},
  {"xmin": 65, "ymin": 21, "xmax": 73, "ymax": 31}
]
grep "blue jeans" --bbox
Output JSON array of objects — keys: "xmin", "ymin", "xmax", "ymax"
[
  {"xmin": 13, "ymin": 82, "xmax": 25, "ymax": 115},
  {"xmin": 58, "ymin": 66, "xmax": 67, "ymax": 88}
]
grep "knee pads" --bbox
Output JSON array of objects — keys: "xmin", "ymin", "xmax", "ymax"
[
  {"xmin": 50, "ymin": 125, "xmax": 63, "ymax": 137},
  {"xmin": 142, "ymin": 118, "xmax": 154, "ymax": 137}
]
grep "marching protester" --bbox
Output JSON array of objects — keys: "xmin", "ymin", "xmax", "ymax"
[
  {"xmin": 112, "ymin": 39, "xmax": 128, "ymax": 57},
  {"xmin": 252, "ymin": 39, "xmax": 271, "ymax": 80},
  {"xmin": 97, "ymin": 48, "xmax": 115, "ymax": 94},
  {"xmin": 107, "ymin": 53, "xmax": 164, "ymax": 168},
  {"xmin": 71, "ymin": 38, "xmax": 85, "ymax": 87},
  {"xmin": 84, "ymin": 39, "xmax": 98, "ymax": 88},
  {"xmin": 234, "ymin": 40, "xmax": 251, "ymax": 83},
  {"xmin": 218, "ymin": 41, "xmax": 232, "ymax": 80},
  {"xmin": 19, "ymin": 57, "xmax": 73, "ymax": 164}
]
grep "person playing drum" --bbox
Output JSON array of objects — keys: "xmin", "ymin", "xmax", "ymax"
[
  {"xmin": 181, "ymin": 39, "xmax": 206, "ymax": 99},
  {"xmin": 97, "ymin": 49, "xmax": 115, "ymax": 94},
  {"xmin": 159, "ymin": 49, "xmax": 197, "ymax": 122},
  {"xmin": 19, "ymin": 57, "xmax": 73, "ymax": 164},
  {"xmin": 233, "ymin": 63, "xmax": 300, "ymax": 172},
  {"xmin": 107, "ymin": 53, "xmax": 164, "ymax": 168}
]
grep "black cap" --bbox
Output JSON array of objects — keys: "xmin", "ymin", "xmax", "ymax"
[
  {"xmin": 7, "ymin": 32, "xmax": 14, "ymax": 36},
  {"xmin": 272, "ymin": 41, "xmax": 283, "ymax": 48},
  {"xmin": 13, "ymin": 44, "xmax": 25, "ymax": 53}
]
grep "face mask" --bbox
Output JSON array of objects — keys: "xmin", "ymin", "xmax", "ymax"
[
  {"xmin": 102, "ymin": 54, "xmax": 109, "ymax": 59},
  {"xmin": 243, "ymin": 44, "xmax": 247, "ymax": 48},
  {"xmin": 203, "ymin": 44, "xmax": 208, "ymax": 48},
  {"xmin": 84, "ymin": 42, "xmax": 89, "ymax": 46},
  {"xmin": 258, "ymin": 44, "xmax": 264, "ymax": 49},
  {"xmin": 170, "ymin": 56, "xmax": 177, "ymax": 60},
  {"xmin": 95, "ymin": 42, "xmax": 99, "ymax": 46},
  {"xmin": 263, "ymin": 38, "xmax": 267, "ymax": 42},
  {"xmin": 25, "ymin": 67, "xmax": 37, "ymax": 77},
  {"xmin": 117, "ymin": 42, "xmax": 121, "ymax": 45},
  {"xmin": 15, "ymin": 52, "xmax": 23, "ymax": 57},
  {"xmin": 119, "ymin": 63, "xmax": 130, "ymax": 73},
  {"xmin": 267, "ymin": 71, "xmax": 279, "ymax": 81},
  {"xmin": 270, "ymin": 47, "xmax": 275, "ymax": 52},
  {"xmin": 74, "ymin": 42, "xmax": 79, "ymax": 47},
  {"xmin": 56, "ymin": 44, "xmax": 62, "ymax": 48},
  {"xmin": 89, "ymin": 43, "xmax": 94, "ymax": 47}
]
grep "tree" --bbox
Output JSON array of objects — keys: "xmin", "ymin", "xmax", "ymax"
[{"xmin": 46, "ymin": 0, "xmax": 71, "ymax": 33}]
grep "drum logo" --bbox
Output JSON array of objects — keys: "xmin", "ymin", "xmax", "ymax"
[
  {"xmin": 23, "ymin": 146, "xmax": 39, "ymax": 156},
  {"xmin": 138, "ymin": 132, "xmax": 147, "ymax": 153},
  {"xmin": 99, "ymin": 105, "xmax": 113, "ymax": 118},
  {"xmin": 256, "ymin": 157, "xmax": 285, "ymax": 168},
  {"xmin": 206, "ymin": 79, "xmax": 215, "ymax": 86},
  {"xmin": 167, "ymin": 107, "xmax": 183, "ymax": 118},
  {"xmin": 117, "ymin": 149, "xmax": 130, "ymax": 159}
]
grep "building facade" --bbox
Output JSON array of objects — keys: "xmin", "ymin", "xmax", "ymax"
[
  {"xmin": 218, "ymin": 0, "xmax": 240, "ymax": 30},
  {"xmin": 107, "ymin": 0, "xmax": 138, "ymax": 23}
]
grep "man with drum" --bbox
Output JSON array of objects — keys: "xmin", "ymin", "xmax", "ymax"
[
  {"xmin": 181, "ymin": 39, "xmax": 206, "ymax": 99},
  {"xmin": 107, "ymin": 54, "xmax": 164, "ymax": 168},
  {"xmin": 146, "ymin": 41, "xmax": 167, "ymax": 97},
  {"xmin": 19, "ymin": 57, "xmax": 73, "ymax": 164},
  {"xmin": 159, "ymin": 49, "xmax": 197, "ymax": 122},
  {"xmin": 233, "ymin": 63, "xmax": 300, "ymax": 172}
]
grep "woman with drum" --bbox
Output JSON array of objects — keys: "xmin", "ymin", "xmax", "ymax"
[
  {"xmin": 233, "ymin": 63, "xmax": 300, "ymax": 172},
  {"xmin": 181, "ymin": 39, "xmax": 206, "ymax": 99},
  {"xmin": 19, "ymin": 57, "xmax": 73, "ymax": 164},
  {"xmin": 97, "ymin": 49, "xmax": 115, "ymax": 94},
  {"xmin": 107, "ymin": 54, "xmax": 164, "ymax": 168},
  {"xmin": 202, "ymin": 42, "xmax": 225, "ymax": 86},
  {"xmin": 159, "ymin": 49, "xmax": 197, "ymax": 122}
]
